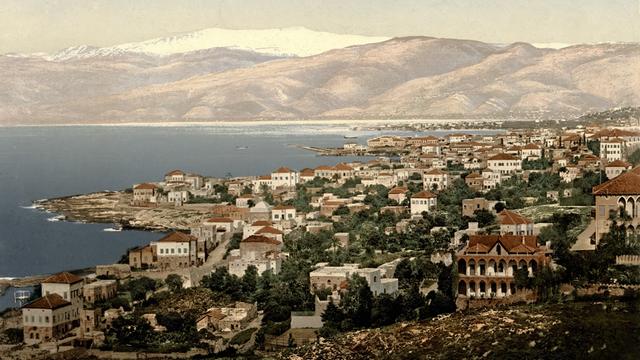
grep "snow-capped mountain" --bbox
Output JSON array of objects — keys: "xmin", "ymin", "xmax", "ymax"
[{"xmin": 39, "ymin": 27, "xmax": 390, "ymax": 61}]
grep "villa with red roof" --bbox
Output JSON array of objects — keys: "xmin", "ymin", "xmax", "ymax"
[
  {"xmin": 410, "ymin": 191, "xmax": 437, "ymax": 215},
  {"xmin": 497, "ymin": 210, "xmax": 534, "ymax": 236},
  {"xmin": 22, "ymin": 293, "xmax": 76, "ymax": 345},
  {"xmin": 456, "ymin": 234, "xmax": 548, "ymax": 300}
]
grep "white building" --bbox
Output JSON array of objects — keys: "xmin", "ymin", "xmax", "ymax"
[
  {"xmin": 270, "ymin": 167, "xmax": 299, "ymax": 189},
  {"xmin": 487, "ymin": 153, "xmax": 522, "ymax": 175},
  {"xmin": 423, "ymin": 168, "xmax": 449, "ymax": 191},
  {"xmin": 410, "ymin": 191, "xmax": 437, "ymax": 215},
  {"xmin": 309, "ymin": 263, "xmax": 399, "ymax": 296},
  {"xmin": 272, "ymin": 205, "xmax": 297, "ymax": 222}
]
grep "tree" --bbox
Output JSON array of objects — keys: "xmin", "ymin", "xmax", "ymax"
[
  {"xmin": 165, "ymin": 274, "xmax": 184, "ymax": 293},
  {"xmin": 242, "ymin": 265, "xmax": 259, "ymax": 296},
  {"xmin": 107, "ymin": 315, "xmax": 153, "ymax": 347},
  {"xmin": 333, "ymin": 205, "xmax": 350, "ymax": 216},
  {"xmin": 473, "ymin": 209, "xmax": 496, "ymax": 228},
  {"xmin": 341, "ymin": 275, "xmax": 373, "ymax": 328}
]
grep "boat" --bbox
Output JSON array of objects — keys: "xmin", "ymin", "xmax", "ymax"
[
  {"xmin": 343, "ymin": 135, "xmax": 358, "ymax": 139},
  {"xmin": 103, "ymin": 224, "xmax": 123, "ymax": 232},
  {"xmin": 236, "ymin": 146, "xmax": 249, "ymax": 150},
  {"xmin": 46, "ymin": 215, "xmax": 66, "ymax": 222}
]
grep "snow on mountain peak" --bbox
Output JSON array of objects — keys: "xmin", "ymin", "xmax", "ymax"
[{"xmin": 110, "ymin": 27, "xmax": 390, "ymax": 57}]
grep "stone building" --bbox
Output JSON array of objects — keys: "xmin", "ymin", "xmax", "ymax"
[
  {"xmin": 456, "ymin": 235, "xmax": 548, "ymax": 299},
  {"xmin": 410, "ymin": 191, "xmax": 437, "ymax": 215},
  {"xmin": 132, "ymin": 183, "xmax": 158, "ymax": 206},
  {"xmin": 22, "ymin": 294, "xmax": 75, "ymax": 345},
  {"xmin": 309, "ymin": 263, "xmax": 398, "ymax": 296},
  {"xmin": 497, "ymin": 210, "xmax": 534, "ymax": 235},
  {"xmin": 83, "ymin": 280, "xmax": 117, "ymax": 304},
  {"xmin": 128, "ymin": 244, "xmax": 156, "ymax": 269},
  {"xmin": 41, "ymin": 272, "xmax": 83, "ymax": 328},
  {"xmin": 152, "ymin": 231, "xmax": 198, "ymax": 270}
]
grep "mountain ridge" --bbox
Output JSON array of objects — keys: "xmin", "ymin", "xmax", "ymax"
[{"xmin": 1, "ymin": 35, "xmax": 638, "ymax": 124}]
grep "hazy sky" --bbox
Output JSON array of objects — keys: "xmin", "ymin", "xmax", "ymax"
[{"xmin": 1, "ymin": 0, "xmax": 639, "ymax": 53}]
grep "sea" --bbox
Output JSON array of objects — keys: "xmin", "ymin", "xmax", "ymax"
[{"xmin": 0, "ymin": 123, "xmax": 500, "ymax": 310}]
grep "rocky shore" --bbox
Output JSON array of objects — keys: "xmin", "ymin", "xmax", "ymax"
[{"xmin": 35, "ymin": 191, "xmax": 213, "ymax": 232}]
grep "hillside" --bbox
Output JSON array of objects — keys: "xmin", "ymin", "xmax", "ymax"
[
  {"xmin": 281, "ymin": 302, "xmax": 640, "ymax": 360},
  {"xmin": 1, "ymin": 37, "xmax": 639, "ymax": 124}
]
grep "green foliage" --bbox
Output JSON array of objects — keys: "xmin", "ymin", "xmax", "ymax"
[
  {"xmin": 522, "ymin": 158, "xmax": 552, "ymax": 170},
  {"xmin": 229, "ymin": 327, "xmax": 257, "ymax": 345},
  {"xmin": 473, "ymin": 209, "xmax": 496, "ymax": 228},
  {"xmin": 587, "ymin": 140, "xmax": 601, "ymax": 156},
  {"xmin": 630, "ymin": 148, "xmax": 640, "ymax": 166},
  {"xmin": 332, "ymin": 205, "xmax": 350, "ymax": 216},
  {"xmin": 2, "ymin": 328, "xmax": 23, "ymax": 344},
  {"xmin": 165, "ymin": 274, "xmax": 183, "ymax": 293},
  {"xmin": 120, "ymin": 277, "xmax": 158, "ymax": 302},
  {"xmin": 106, "ymin": 314, "xmax": 154, "ymax": 348}
]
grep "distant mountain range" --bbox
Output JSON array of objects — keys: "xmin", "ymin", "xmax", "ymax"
[{"xmin": 1, "ymin": 27, "xmax": 638, "ymax": 124}]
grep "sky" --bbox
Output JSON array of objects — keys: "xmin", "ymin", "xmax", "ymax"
[{"xmin": 1, "ymin": 0, "xmax": 639, "ymax": 54}]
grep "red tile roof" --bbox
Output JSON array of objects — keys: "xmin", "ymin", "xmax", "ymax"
[
  {"xmin": 466, "ymin": 235, "xmax": 539, "ymax": 254},
  {"xmin": 134, "ymin": 183, "xmax": 158, "ymax": 190},
  {"xmin": 498, "ymin": 210, "xmax": 532, "ymax": 225},
  {"xmin": 256, "ymin": 226, "xmax": 284, "ymax": 235},
  {"xmin": 273, "ymin": 204, "xmax": 295, "ymax": 210},
  {"xmin": 388, "ymin": 187, "xmax": 409, "ymax": 195},
  {"xmin": 606, "ymin": 160, "xmax": 631, "ymax": 168},
  {"xmin": 488, "ymin": 153, "xmax": 519, "ymax": 161},
  {"xmin": 165, "ymin": 169, "xmax": 185, "ymax": 176},
  {"xmin": 43, "ymin": 272, "xmax": 83, "ymax": 284},
  {"xmin": 23, "ymin": 293, "xmax": 71, "ymax": 310},
  {"xmin": 273, "ymin": 167, "xmax": 294, "ymax": 173},
  {"xmin": 156, "ymin": 231, "xmax": 197, "ymax": 243},
  {"xmin": 593, "ymin": 166, "xmax": 640, "ymax": 195},
  {"xmin": 412, "ymin": 191, "xmax": 436, "ymax": 199},
  {"xmin": 242, "ymin": 235, "xmax": 281, "ymax": 245}
]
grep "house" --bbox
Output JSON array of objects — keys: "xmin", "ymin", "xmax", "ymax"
[
  {"xmin": 167, "ymin": 188, "xmax": 189, "ymax": 206},
  {"xmin": 272, "ymin": 204, "xmax": 297, "ymax": 222},
  {"xmin": 196, "ymin": 302, "xmax": 258, "ymax": 333},
  {"xmin": 462, "ymin": 198, "xmax": 498, "ymax": 218},
  {"xmin": 128, "ymin": 245, "xmax": 156, "ymax": 269},
  {"xmin": 388, "ymin": 187, "xmax": 409, "ymax": 204},
  {"xmin": 456, "ymin": 235, "xmax": 548, "ymax": 299},
  {"xmin": 249, "ymin": 201, "xmax": 273, "ymax": 222},
  {"xmin": 22, "ymin": 294, "xmax": 76, "ymax": 345},
  {"xmin": 164, "ymin": 170, "xmax": 186, "ymax": 183},
  {"xmin": 410, "ymin": 191, "xmax": 437, "ymax": 215},
  {"xmin": 132, "ymin": 183, "xmax": 158, "ymax": 206},
  {"xmin": 309, "ymin": 263, "xmax": 398, "ymax": 296},
  {"xmin": 236, "ymin": 194, "xmax": 255, "ymax": 208},
  {"xmin": 255, "ymin": 226, "xmax": 285, "ymax": 242},
  {"xmin": 487, "ymin": 153, "xmax": 521, "ymax": 175},
  {"xmin": 600, "ymin": 138, "xmax": 625, "ymax": 162},
  {"xmin": 228, "ymin": 235, "xmax": 284, "ymax": 277},
  {"xmin": 422, "ymin": 168, "xmax": 449, "ymax": 191},
  {"xmin": 521, "ymin": 143, "xmax": 543, "ymax": 160},
  {"xmin": 367, "ymin": 136, "xmax": 406, "ymax": 148},
  {"xmin": 41, "ymin": 272, "xmax": 83, "ymax": 326},
  {"xmin": 497, "ymin": 210, "xmax": 534, "ymax": 235},
  {"xmin": 83, "ymin": 280, "xmax": 117, "ymax": 304},
  {"xmin": 152, "ymin": 232, "xmax": 198, "ymax": 270},
  {"xmin": 574, "ymin": 166, "xmax": 640, "ymax": 249},
  {"xmin": 271, "ymin": 167, "xmax": 299, "ymax": 189},
  {"xmin": 605, "ymin": 160, "xmax": 632, "ymax": 179},
  {"xmin": 465, "ymin": 172, "xmax": 483, "ymax": 192},
  {"xmin": 299, "ymin": 168, "xmax": 316, "ymax": 182}
]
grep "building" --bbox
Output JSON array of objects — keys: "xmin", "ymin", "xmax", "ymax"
[
  {"xmin": 228, "ymin": 235, "xmax": 284, "ymax": 277},
  {"xmin": 22, "ymin": 294, "xmax": 76, "ymax": 345},
  {"xmin": 487, "ymin": 153, "xmax": 522, "ymax": 175},
  {"xmin": 41, "ymin": 272, "xmax": 83, "ymax": 328},
  {"xmin": 423, "ymin": 168, "xmax": 449, "ymax": 191},
  {"xmin": 196, "ymin": 302, "xmax": 258, "ymax": 333},
  {"xmin": 521, "ymin": 143, "xmax": 543, "ymax": 160},
  {"xmin": 309, "ymin": 263, "xmax": 398, "ymax": 296},
  {"xmin": 605, "ymin": 160, "xmax": 632, "ymax": 179},
  {"xmin": 410, "ymin": 191, "xmax": 437, "ymax": 215},
  {"xmin": 271, "ymin": 167, "xmax": 299, "ymax": 189},
  {"xmin": 456, "ymin": 235, "xmax": 548, "ymax": 299},
  {"xmin": 132, "ymin": 183, "xmax": 158, "ymax": 206},
  {"xmin": 83, "ymin": 280, "xmax": 117, "ymax": 304},
  {"xmin": 462, "ymin": 198, "xmax": 498, "ymax": 218},
  {"xmin": 128, "ymin": 245, "xmax": 156, "ymax": 269},
  {"xmin": 388, "ymin": 187, "xmax": 409, "ymax": 204},
  {"xmin": 153, "ymin": 232, "xmax": 198, "ymax": 270},
  {"xmin": 272, "ymin": 204, "xmax": 297, "ymax": 222},
  {"xmin": 465, "ymin": 173, "xmax": 483, "ymax": 192},
  {"xmin": 164, "ymin": 169, "xmax": 186, "ymax": 183},
  {"xmin": 497, "ymin": 210, "xmax": 534, "ymax": 235},
  {"xmin": 575, "ymin": 166, "xmax": 640, "ymax": 249}
]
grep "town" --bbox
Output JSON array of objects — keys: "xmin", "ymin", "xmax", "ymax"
[{"xmin": 2, "ymin": 123, "xmax": 640, "ymax": 358}]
